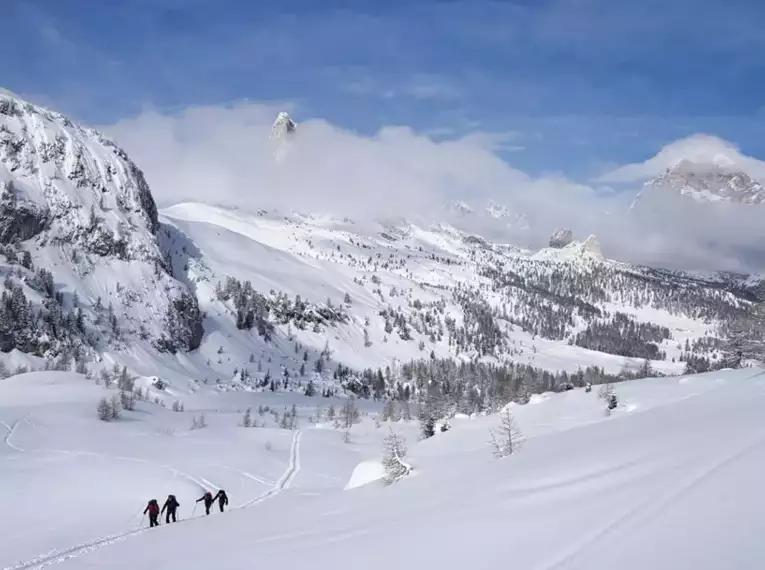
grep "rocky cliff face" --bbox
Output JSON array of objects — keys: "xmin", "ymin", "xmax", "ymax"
[
  {"xmin": 270, "ymin": 111, "xmax": 298, "ymax": 162},
  {"xmin": 633, "ymin": 159, "xmax": 765, "ymax": 208},
  {"xmin": 549, "ymin": 228, "xmax": 573, "ymax": 249},
  {"xmin": 0, "ymin": 91, "xmax": 202, "ymax": 358}
]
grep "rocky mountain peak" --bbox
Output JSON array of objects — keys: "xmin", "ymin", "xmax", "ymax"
[
  {"xmin": 272, "ymin": 112, "xmax": 297, "ymax": 137},
  {"xmin": 549, "ymin": 228, "xmax": 574, "ymax": 249},
  {"xmin": 533, "ymin": 233, "xmax": 604, "ymax": 263},
  {"xmin": 636, "ymin": 159, "xmax": 765, "ymax": 206},
  {"xmin": 0, "ymin": 91, "xmax": 202, "ymax": 358},
  {"xmin": 270, "ymin": 112, "xmax": 297, "ymax": 162},
  {"xmin": 0, "ymin": 91, "xmax": 161, "ymax": 261}
]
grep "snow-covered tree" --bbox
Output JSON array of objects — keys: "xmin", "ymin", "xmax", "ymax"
[
  {"xmin": 338, "ymin": 397, "xmax": 360, "ymax": 428},
  {"xmin": 117, "ymin": 365, "xmax": 134, "ymax": 392},
  {"xmin": 109, "ymin": 394, "xmax": 121, "ymax": 420},
  {"xmin": 598, "ymin": 383, "xmax": 618, "ymax": 415},
  {"xmin": 380, "ymin": 399, "xmax": 395, "ymax": 422},
  {"xmin": 120, "ymin": 389, "xmax": 135, "ymax": 411},
  {"xmin": 421, "ymin": 415, "xmax": 436, "ymax": 439},
  {"xmin": 723, "ymin": 303, "xmax": 765, "ymax": 365},
  {"xmin": 489, "ymin": 408, "xmax": 523, "ymax": 458},
  {"xmin": 382, "ymin": 429, "xmax": 412, "ymax": 485},
  {"xmin": 242, "ymin": 407, "xmax": 252, "ymax": 427},
  {"xmin": 97, "ymin": 397, "xmax": 112, "ymax": 421},
  {"xmin": 597, "ymin": 382, "xmax": 614, "ymax": 401},
  {"xmin": 400, "ymin": 400, "xmax": 412, "ymax": 421}
]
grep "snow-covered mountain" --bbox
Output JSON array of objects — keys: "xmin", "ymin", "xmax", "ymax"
[
  {"xmin": 0, "ymin": 91, "xmax": 201, "ymax": 360},
  {"xmin": 3, "ymin": 95, "xmax": 764, "ymax": 570},
  {"xmin": 441, "ymin": 199, "xmax": 530, "ymax": 231},
  {"xmin": 159, "ymin": 201, "xmax": 757, "ymax": 386},
  {"xmin": 0, "ymin": 92, "xmax": 761, "ymax": 401},
  {"xmin": 631, "ymin": 159, "xmax": 765, "ymax": 209},
  {"xmin": 270, "ymin": 111, "xmax": 297, "ymax": 162},
  {"xmin": 442, "ymin": 200, "xmax": 474, "ymax": 216}
]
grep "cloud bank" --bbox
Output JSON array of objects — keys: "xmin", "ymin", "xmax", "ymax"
[
  {"xmin": 598, "ymin": 134, "xmax": 765, "ymax": 183},
  {"xmin": 103, "ymin": 104, "xmax": 765, "ymax": 274}
]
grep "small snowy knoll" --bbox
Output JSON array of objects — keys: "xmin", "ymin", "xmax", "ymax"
[{"xmin": 8, "ymin": 367, "xmax": 763, "ymax": 570}]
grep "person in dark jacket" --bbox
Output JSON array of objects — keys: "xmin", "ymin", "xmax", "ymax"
[
  {"xmin": 144, "ymin": 499, "xmax": 160, "ymax": 527},
  {"xmin": 196, "ymin": 491, "xmax": 214, "ymax": 515},
  {"xmin": 161, "ymin": 494, "xmax": 180, "ymax": 523},
  {"xmin": 212, "ymin": 489, "xmax": 229, "ymax": 512}
]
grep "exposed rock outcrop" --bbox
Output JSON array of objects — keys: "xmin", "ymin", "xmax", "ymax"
[{"xmin": 549, "ymin": 228, "xmax": 574, "ymax": 249}]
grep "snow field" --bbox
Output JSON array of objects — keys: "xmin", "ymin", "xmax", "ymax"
[{"xmin": 3, "ymin": 366, "xmax": 765, "ymax": 569}]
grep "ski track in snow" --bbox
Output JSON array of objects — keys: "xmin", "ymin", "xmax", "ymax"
[
  {"xmin": 0, "ymin": 427, "xmax": 302, "ymax": 570},
  {"xmin": 240, "ymin": 429, "xmax": 302, "ymax": 508},
  {"xmin": 1, "ymin": 417, "xmax": 216, "ymax": 491},
  {"xmin": 535, "ymin": 428, "xmax": 765, "ymax": 570},
  {"xmin": 1, "ymin": 420, "xmax": 24, "ymax": 452},
  {"xmin": 222, "ymin": 465, "xmax": 275, "ymax": 487}
]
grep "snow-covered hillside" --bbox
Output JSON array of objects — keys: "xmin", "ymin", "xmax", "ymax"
[
  {"xmin": 158, "ymin": 200, "xmax": 755, "ymax": 388},
  {"xmin": 0, "ymin": 90, "xmax": 762, "ymax": 408},
  {"xmin": 0, "ymin": 90, "xmax": 201, "ymax": 362},
  {"xmin": 2, "ymin": 366, "xmax": 764, "ymax": 570}
]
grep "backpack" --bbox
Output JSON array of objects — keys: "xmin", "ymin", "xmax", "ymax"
[{"xmin": 149, "ymin": 501, "xmax": 159, "ymax": 514}]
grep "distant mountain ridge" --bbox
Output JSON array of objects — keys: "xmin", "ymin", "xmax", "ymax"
[
  {"xmin": 0, "ymin": 94, "xmax": 761, "ymax": 398},
  {"xmin": 631, "ymin": 158, "xmax": 765, "ymax": 210}
]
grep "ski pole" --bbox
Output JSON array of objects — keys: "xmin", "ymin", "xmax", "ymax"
[
  {"xmin": 125, "ymin": 507, "xmax": 142, "ymax": 523},
  {"xmin": 192, "ymin": 503, "xmax": 197, "ymax": 517}
]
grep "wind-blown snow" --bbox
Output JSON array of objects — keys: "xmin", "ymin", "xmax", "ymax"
[{"xmin": 1, "ymin": 367, "xmax": 763, "ymax": 569}]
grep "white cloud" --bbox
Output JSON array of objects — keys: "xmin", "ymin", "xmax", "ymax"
[
  {"xmin": 103, "ymin": 102, "xmax": 547, "ymax": 220},
  {"xmin": 103, "ymin": 104, "xmax": 765, "ymax": 273},
  {"xmin": 597, "ymin": 133, "xmax": 765, "ymax": 183}
]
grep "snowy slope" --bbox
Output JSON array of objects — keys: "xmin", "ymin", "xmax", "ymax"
[
  {"xmin": 2, "ymin": 367, "xmax": 764, "ymax": 570},
  {"xmin": 159, "ymin": 201, "xmax": 750, "ymax": 384}
]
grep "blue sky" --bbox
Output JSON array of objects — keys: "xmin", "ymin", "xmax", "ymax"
[{"xmin": 3, "ymin": 0, "xmax": 765, "ymax": 180}]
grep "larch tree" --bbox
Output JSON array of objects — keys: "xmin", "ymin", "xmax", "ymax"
[{"xmin": 489, "ymin": 407, "xmax": 524, "ymax": 458}]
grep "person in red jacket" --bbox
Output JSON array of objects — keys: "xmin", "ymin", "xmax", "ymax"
[{"xmin": 143, "ymin": 499, "xmax": 160, "ymax": 527}]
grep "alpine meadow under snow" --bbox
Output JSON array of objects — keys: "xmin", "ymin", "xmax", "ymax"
[
  {"xmin": 2, "ymin": 367, "xmax": 765, "ymax": 570},
  {"xmin": 1, "ymin": 90, "xmax": 765, "ymax": 569}
]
